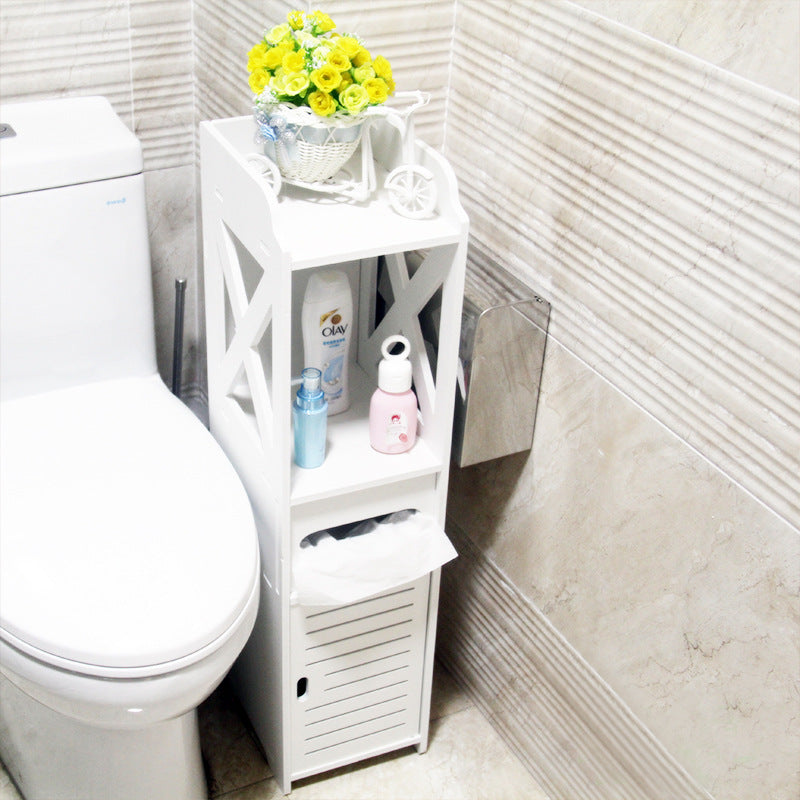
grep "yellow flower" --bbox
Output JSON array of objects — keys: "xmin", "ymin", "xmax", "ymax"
[
  {"xmin": 326, "ymin": 49, "xmax": 351, "ymax": 72},
  {"xmin": 282, "ymin": 71, "xmax": 310, "ymax": 96},
  {"xmin": 282, "ymin": 50, "xmax": 306, "ymax": 72},
  {"xmin": 352, "ymin": 47, "xmax": 371, "ymax": 67},
  {"xmin": 287, "ymin": 10, "xmax": 304, "ymax": 30},
  {"xmin": 269, "ymin": 72, "xmax": 288, "ymax": 93},
  {"xmin": 264, "ymin": 45, "xmax": 287, "ymax": 70},
  {"xmin": 339, "ymin": 83, "xmax": 369, "ymax": 115},
  {"xmin": 308, "ymin": 90, "xmax": 337, "ymax": 117},
  {"xmin": 308, "ymin": 10, "xmax": 335, "ymax": 33},
  {"xmin": 248, "ymin": 70, "xmax": 269, "ymax": 94},
  {"xmin": 353, "ymin": 64, "xmax": 375, "ymax": 84},
  {"xmin": 362, "ymin": 77, "xmax": 389, "ymax": 105},
  {"xmin": 335, "ymin": 36, "xmax": 362, "ymax": 59},
  {"xmin": 247, "ymin": 43, "xmax": 268, "ymax": 71},
  {"xmin": 296, "ymin": 31, "xmax": 317, "ymax": 49},
  {"xmin": 311, "ymin": 65, "xmax": 342, "ymax": 93},
  {"xmin": 372, "ymin": 55, "xmax": 392, "ymax": 81},
  {"xmin": 266, "ymin": 23, "xmax": 291, "ymax": 45},
  {"xmin": 338, "ymin": 72, "xmax": 353, "ymax": 91}
]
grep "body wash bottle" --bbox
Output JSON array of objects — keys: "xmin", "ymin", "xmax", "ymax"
[
  {"xmin": 301, "ymin": 269, "xmax": 352, "ymax": 415},
  {"xmin": 369, "ymin": 335, "xmax": 418, "ymax": 454},
  {"xmin": 293, "ymin": 367, "xmax": 327, "ymax": 468}
]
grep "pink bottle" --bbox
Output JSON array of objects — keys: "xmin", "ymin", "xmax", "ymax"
[{"xmin": 369, "ymin": 335, "xmax": 418, "ymax": 454}]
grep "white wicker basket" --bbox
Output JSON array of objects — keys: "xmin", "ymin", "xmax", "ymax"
[{"xmin": 255, "ymin": 104, "xmax": 364, "ymax": 183}]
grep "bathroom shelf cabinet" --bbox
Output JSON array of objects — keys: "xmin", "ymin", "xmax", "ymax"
[{"xmin": 200, "ymin": 114, "xmax": 467, "ymax": 793}]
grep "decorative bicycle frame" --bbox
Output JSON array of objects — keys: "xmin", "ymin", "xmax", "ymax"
[{"xmin": 246, "ymin": 91, "xmax": 438, "ymax": 219}]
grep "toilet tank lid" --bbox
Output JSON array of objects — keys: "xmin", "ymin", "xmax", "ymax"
[{"xmin": 0, "ymin": 96, "xmax": 143, "ymax": 196}]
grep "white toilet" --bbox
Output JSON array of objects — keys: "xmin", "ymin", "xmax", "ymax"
[{"xmin": 0, "ymin": 97, "xmax": 260, "ymax": 800}]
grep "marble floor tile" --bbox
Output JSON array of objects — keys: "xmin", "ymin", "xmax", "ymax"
[
  {"xmin": 211, "ymin": 666, "xmax": 548, "ymax": 800},
  {"xmin": 198, "ymin": 660, "xmax": 477, "ymax": 797},
  {"xmin": 0, "ymin": 766, "xmax": 20, "ymax": 800}
]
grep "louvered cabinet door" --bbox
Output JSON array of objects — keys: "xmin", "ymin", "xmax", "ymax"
[{"xmin": 289, "ymin": 578, "xmax": 431, "ymax": 779}]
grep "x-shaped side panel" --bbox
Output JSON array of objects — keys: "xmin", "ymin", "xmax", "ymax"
[{"xmin": 217, "ymin": 222, "xmax": 274, "ymax": 454}]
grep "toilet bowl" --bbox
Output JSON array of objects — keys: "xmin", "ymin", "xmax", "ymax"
[{"xmin": 0, "ymin": 97, "xmax": 260, "ymax": 800}]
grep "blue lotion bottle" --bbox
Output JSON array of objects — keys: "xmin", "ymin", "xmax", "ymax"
[{"xmin": 293, "ymin": 367, "xmax": 327, "ymax": 468}]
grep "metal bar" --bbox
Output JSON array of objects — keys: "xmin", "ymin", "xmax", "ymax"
[{"xmin": 171, "ymin": 278, "xmax": 187, "ymax": 397}]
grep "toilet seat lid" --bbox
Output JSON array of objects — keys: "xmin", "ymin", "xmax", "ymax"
[{"xmin": 0, "ymin": 376, "xmax": 258, "ymax": 672}]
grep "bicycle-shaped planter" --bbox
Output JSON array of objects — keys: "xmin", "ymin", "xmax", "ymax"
[{"xmin": 246, "ymin": 91, "xmax": 437, "ymax": 219}]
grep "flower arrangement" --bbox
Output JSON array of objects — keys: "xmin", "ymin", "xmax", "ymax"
[{"xmin": 247, "ymin": 9, "xmax": 395, "ymax": 118}]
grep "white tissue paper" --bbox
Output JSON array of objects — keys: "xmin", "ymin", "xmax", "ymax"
[{"xmin": 292, "ymin": 509, "xmax": 457, "ymax": 606}]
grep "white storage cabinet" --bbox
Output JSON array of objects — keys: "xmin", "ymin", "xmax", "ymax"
[{"xmin": 199, "ymin": 114, "xmax": 468, "ymax": 793}]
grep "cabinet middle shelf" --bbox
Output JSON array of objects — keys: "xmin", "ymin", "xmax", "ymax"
[{"xmin": 290, "ymin": 363, "xmax": 441, "ymax": 506}]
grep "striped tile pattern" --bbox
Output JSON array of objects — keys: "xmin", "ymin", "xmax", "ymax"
[
  {"xmin": 438, "ymin": 521, "xmax": 713, "ymax": 800},
  {"xmin": 193, "ymin": 0, "xmax": 277, "ymax": 124},
  {"xmin": 0, "ymin": 0, "xmax": 193, "ymax": 171},
  {"xmin": 130, "ymin": 0, "xmax": 194, "ymax": 170},
  {"xmin": 446, "ymin": 0, "xmax": 800, "ymax": 528}
]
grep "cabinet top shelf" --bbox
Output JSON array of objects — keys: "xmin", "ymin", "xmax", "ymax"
[{"xmin": 201, "ymin": 116, "xmax": 467, "ymax": 270}]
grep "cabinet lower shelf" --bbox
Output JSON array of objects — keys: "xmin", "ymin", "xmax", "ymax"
[{"xmin": 223, "ymin": 362, "xmax": 441, "ymax": 506}]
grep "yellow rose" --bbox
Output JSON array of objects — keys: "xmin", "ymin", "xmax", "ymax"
[
  {"xmin": 264, "ymin": 45, "xmax": 287, "ymax": 70},
  {"xmin": 372, "ymin": 55, "xmax": 392, "ymax": 81},
  {"xmin": 352, "ymin": 47, "xmax": 371, "ymax": 67},
  {"xmin": 249, "ymin": 70, "xmax": 269, "ymax": 94},
  {"xmin": 266, "ymin": 23, "xmax": 291, "ymax": 45},
  {"xmin": 282, "ymin": 71, "xmax": 310, "ymax": 96},
  {"xmin": 353, "ymin": 64, "xmax": 375, "ymax": 84},
  {"xmin": 269, "ymin": 72, "xmax": 288, "ymax": 94},
  {"xmin": 326, "ymin": 49, "xmax": 351, "ymax": 72},
  {"xmin": 339, "ymin": 83, "xmax": 369, "ymax": 115},
  {"xmin": 308, "ymin": 91, "xmax": 337, "ymax": 117},
  {"xmin": 362, "ymin": 77, "xmax": 389, "ymax": 105},
  {"xmin": 287, "ymin": 10, "xmax": 304, "ymax": 30},
  {"xmin": 338, "ymin": 72, "xmax": 353, "ymax": 91},
  {"xmin": 335, "ymin": 36, "xmax": 361, "ymax": 59},
  {"xmin": 310, "ymin": 66, "xmax": 341, "ymax": 93},
  {"xmin": 282, "ymin": 50, "xmax": 306, "ymax": 72},
  {"xmin": 296, "ymin": 31, "xmax": 317, "ymax": 49},
  {"xmin": 308, "ymin": 10, "xmax": 335, "ymax": 33},
  {"xmin": 247, "ymin": 43, "xmax": 268, "ymax": 71}
]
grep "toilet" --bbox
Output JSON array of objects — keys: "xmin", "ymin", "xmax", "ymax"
[{"xmin": 0, "ymin": 97, "xmax": 260, "ymax": 800}]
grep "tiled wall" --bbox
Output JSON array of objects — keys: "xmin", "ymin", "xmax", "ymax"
[
  {"xmin": 440, "ymin": 2, "xmax": 799, "ymax": 799},
  {"xmin": 0, "ymin": 0, "xmax": 198, "ymax": 391},
  {"xmin": 2, "ymin": 2, "xmax": 798, "ymax": 798}
]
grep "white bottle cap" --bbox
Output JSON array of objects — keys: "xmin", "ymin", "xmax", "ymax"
[{"xmin": 378, "ymin": 335, "xmax": 412, "ymax": 393}]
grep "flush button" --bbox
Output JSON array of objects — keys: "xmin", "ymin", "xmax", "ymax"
[{"xmin": 0, "ymin": 123, "xmax": 17, "ymax": 138}]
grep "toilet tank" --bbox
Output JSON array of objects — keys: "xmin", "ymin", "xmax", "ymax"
[{"xmin": 0, "ymin": 96, "xmax": 158, "ymax": 401}]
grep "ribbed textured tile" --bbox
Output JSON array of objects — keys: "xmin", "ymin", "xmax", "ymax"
[
  {"xmin": 438, "ymin": 521, "xmax": 713, "ymax": 800},
  {"xmin": 131, "ymin": 0, "xmax": 194, "ymax": 169},
  {"xmin": 0, "ymin": 1, "xmax": 132, "ymax": 110},
  {"xmin": 446, "ymin": 0, "xmax": 800, "ymax": 528},
  {"xmin": 193, "ymin": 0, "xmax": 270, "ymax": 125},
  {"xmin": 0, "ymin": 0, "xmax": 194, "ymax": 171}
]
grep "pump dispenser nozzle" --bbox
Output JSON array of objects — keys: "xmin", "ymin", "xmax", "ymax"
[{"xmin": 297, "ymin": 367, "xmax": 324, "ymax": 410}]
